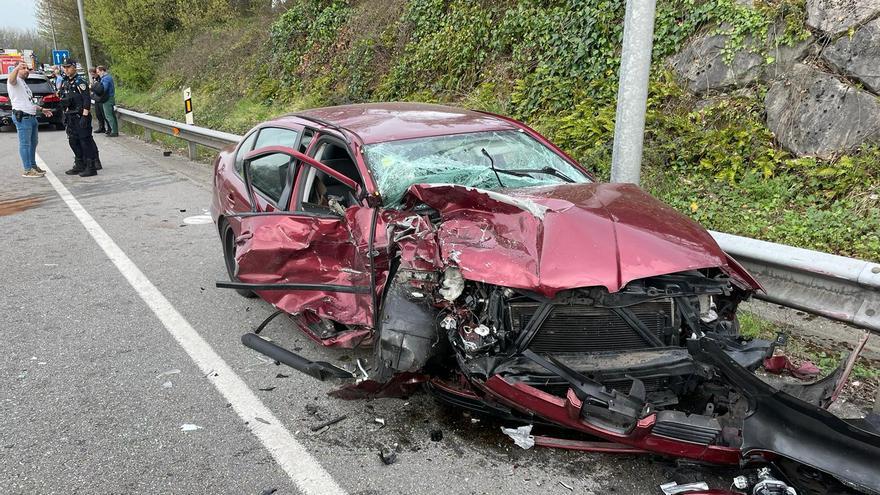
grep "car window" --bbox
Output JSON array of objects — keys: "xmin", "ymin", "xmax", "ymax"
[
  {"xmin": 255, "ymin": 127, "xmax": 299, "ymax": 149},
  {"xmin": 250, "ymin": 153, "xmax": 291, "ymax": 205},
  {"xmin": 0, "ymin": 77, "xmax": 52, "ymax": 95},
  {"xmin": 362, "ymin": 130, "xmax": 590, "ymax": 207},
  {"xmin": 234, "ymin": 132, "xmax": 258, "ymax": 176},
  {"xmin": 299, "ymin": 141, "xmax": 362, "ymax": 214},
  {"xmin": 247, "ymin": 127, "xmax": 300, "ymax": 206}
]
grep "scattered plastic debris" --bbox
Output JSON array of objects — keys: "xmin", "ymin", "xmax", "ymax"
[
  {"xmin": 276, "ymin": 373, "xmax": 290, "ymax": 379},
  {"xmin": 763, "ymin": 355, "xmax": 820, "ymax": 380},
  {"xmin": 259, "ymin": 489, "xmax": 277, "ymax": 495},
  {"xmin": 157, "ymin": 369, "xmax": 181, "ymax": 378},
  {"xmin": 258, "ymin": 386, "xmax": 276, "ymax": 392},
  {"xmin": 162, "ymin": 381, "xmax": 173, "ymax": 389},
  {"xmin": 558, "ymin": 480, "xmax": 573, "ymax": 491},
  {"xmin": 356, "ymin": 359, "xmax": 369, "ymax": 383},
  {"xmin": 182, "ymin": 214, "xmax": 213, "ymax": 225},
  {"xmin": 310, "ymin": 426, "xmax": 329, "ymax": 435},
  {"xmin": 255, "ymin": 417, "xmax": 271, "ymax": 425},
  {"xmin": 379, "ymin": 444, "xmax": 398, "ymax": 465},
  {"xmin": 180, "ymin": 424, "xmax": 202, "ymax": 432},
  {"xmin": 375, "ymin": 418, "xmax": 386, "ymax": 428},
  {"xmin": 659, "ymin": 481, "xmax": 709, "ymax": 495},
  {"xmin": 310, "ymin": 415, "xmax": 347, "ymax": 432},
  {"xmin": 430, "ymin": 429, "xmax": 443, "ymax": 442},
  {"xmin": 501, "ymin": 425, "xmax": 535, "ymax": 450}
]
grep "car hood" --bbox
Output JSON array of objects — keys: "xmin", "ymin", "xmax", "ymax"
[{"xmin": 405, "ymin": 182, "xmax": 736, "ymax": 296}]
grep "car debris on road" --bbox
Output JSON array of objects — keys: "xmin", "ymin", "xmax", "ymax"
[{"xmin": 211, "ymin": 103, "xmax": 880, "ymax": 495}]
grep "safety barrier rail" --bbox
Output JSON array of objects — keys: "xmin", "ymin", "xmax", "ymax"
[{"xmin": 114, "ymin": 107, "xmax": 880, "ymax": 333}]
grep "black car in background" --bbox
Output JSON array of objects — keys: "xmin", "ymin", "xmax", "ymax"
[{"xmin": 0, "ymin": 73, "xmax": 64, "ymax": 131}]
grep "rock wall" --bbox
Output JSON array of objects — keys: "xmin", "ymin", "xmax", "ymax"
[{"xmin": 671, "ymin": 0, "xmax": 880, "ymax": 158}]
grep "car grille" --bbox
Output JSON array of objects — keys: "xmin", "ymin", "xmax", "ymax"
[{"xmin": 512, "ymin": 300, "xmax": 672, "ymax": 353}]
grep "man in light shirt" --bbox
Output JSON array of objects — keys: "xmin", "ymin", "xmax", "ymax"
[{"xmin": 7, "ymin": 62, "xmax": 55, "ymax": 178}]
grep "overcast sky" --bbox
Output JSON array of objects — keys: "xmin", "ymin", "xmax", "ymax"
[{"xmin": 1, "ymin": 0, "xmax": 39, "ymax": 30}]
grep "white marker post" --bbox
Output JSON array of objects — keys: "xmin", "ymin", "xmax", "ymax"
[
  {"xmin": 183, "ymin": 87, "xmax": 196, "ymax": 159},
  {"xmin": 183, "ymin": 87, "xmax": 194, "ymax": 125}
]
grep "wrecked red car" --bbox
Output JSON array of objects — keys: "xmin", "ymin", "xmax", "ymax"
[{"xmin": 211, "ymin": 103, "xmax": 880, "ymax": 494}]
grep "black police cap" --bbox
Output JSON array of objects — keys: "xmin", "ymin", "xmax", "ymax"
[{"xmin": 61, "ymin": 57, "xmax": 77, "ymax": 67}]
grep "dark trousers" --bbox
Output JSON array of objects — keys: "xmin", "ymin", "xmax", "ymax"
[
  {"xmin": 93, "ymin": 101, "xmax": 108, "ymax": 131},
  {"xmin": 65, "ymin": 113, "xmax": 99, "ymax": 161}
]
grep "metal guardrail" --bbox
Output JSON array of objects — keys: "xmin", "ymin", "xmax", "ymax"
[
  {"xmin": 711, "ymin": 232, "xmax": 880, "ymax": 333},
  {"xmin": 116, "ymin": 107, "xmax": 240, "ymax": 159},
  {"xmin": 114, "ymin": 107, "xmax": 880, "ymax": 333}
]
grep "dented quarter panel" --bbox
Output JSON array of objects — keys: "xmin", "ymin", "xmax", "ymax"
[{"xmin": 406, "ymin": 182, "xmax": 733, "ymax": 296}]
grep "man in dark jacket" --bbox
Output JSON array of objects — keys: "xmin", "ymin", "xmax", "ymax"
[
  {"xmin": 88, "ymin": 68, "xmax": 109, "ymax": 134},
  {"xmin": 96, "ymin": 66, "xmax": 118, "ymax": 137},
  {"xmin": 59, "ymin": 58, "xmax": 100, "ymax": 177}
]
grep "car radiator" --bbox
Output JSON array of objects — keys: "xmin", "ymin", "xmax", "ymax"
[{"xmin": 511, "ymin": 299, "xmax": 674, "ymax": 353}]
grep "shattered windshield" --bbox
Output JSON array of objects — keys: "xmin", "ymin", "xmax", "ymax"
[{"xmin": 363, "ymin": 130, "xmax": 591, "ymax": 207}]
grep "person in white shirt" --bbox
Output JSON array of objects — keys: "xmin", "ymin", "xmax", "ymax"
[{"xmin": 7, "ymin": 62, "xmax": 54, "ymax": 178}]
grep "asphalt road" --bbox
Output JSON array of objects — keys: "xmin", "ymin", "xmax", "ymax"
[{"xmin": 0, "ymin": 127, "xmax": 748, "ymax": 494}]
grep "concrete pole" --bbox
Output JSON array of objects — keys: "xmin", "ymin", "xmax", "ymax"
[
  {"xmin": 610, "ymin": 0, "xmax": 657, "ymax": 185},
  {"xmin": 75, "ymin": 0, "xmax": 93, "ymax": 70}
]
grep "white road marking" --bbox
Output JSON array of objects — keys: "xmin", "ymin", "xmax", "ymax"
[{"xmin": 37, "ymin": 154, "xmax": 346, "ymax": 495}]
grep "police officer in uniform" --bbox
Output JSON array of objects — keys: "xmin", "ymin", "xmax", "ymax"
[{"xmin": 59, "ymin": 58, "xmax": 101, "ymax": 177}]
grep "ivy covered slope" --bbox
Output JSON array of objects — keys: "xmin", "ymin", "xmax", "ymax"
[{"xmin": 111, "ymin": 0, "xmax": 880, "ymax": 261}]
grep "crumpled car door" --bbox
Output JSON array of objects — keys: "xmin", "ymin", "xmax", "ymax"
[{"xmin": 219, "ymin": 145, "xmax": 375, "ymax": 328}]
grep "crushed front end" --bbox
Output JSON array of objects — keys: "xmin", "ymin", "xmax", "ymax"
[{"xmin": 375, "ymin": 265, "xmax": 880, "ymax": 494}]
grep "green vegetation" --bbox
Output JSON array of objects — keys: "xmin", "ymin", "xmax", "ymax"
[{"xmin": 76, "ymin": 0, "xmax": 879, "ymax": 261}]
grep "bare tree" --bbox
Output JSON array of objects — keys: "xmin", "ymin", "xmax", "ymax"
[{"xmin": 0, "ymin": 27, "xmax": 55, "ymax": 65}]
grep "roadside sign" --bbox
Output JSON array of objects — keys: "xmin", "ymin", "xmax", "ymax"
[
  {"xmin": 52, "ymin": 49, "xmax": 70, "ymax": 66},
  {"xmin": 183, "ymin": 87, "xmax": 193, "ymax": 125},
  {"xmin": 1, "ymin": 55, "xmax": 23, "ymax": 73}
]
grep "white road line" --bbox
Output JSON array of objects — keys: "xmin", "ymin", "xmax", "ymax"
[{"xmin": 37, "ymin": 154, "xmax": 346, "ymax": 495}]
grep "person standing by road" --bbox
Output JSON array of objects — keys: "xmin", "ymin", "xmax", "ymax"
[
  {"xmin": 88, "ymin": 68, "xmax": 109, "ymax": 134},
  {"xmin": 96, "ymin": 66, "xmax": 118, "ymax": 137},
  {"xmin": 6, "ymin": 61, "xmax": 54, "ymax": 178},
  {"xmin": 59, "ymin": 58, "xmax": 100, "ymax": 177},
  {"xmin": 53, "ymin": 67, "xmax": 64, "ymax": 92}
]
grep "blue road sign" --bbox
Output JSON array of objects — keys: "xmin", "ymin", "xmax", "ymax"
[{"xmin": 51, "ymin": 50, "xmax": 70, "ymax": 66}]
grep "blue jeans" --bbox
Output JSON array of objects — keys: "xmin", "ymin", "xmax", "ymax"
[{"xmin": 13, "ymin": 114, "xmax": 39, "ymax": 171}]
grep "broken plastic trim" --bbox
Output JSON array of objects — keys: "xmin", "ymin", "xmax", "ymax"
[
  {"xmin": 216, "ymin": 281, "xmax": 372, "ymax": 293},
  {"xmin": 241, "ymin": 333, "xmax": 354, "ymax": 381}
]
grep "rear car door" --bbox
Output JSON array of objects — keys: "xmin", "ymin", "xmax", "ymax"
[{"xmin": 221, "ymin": 145, "xmax": 377, "ymax": 328}]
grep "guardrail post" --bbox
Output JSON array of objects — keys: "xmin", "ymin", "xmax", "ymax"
[
  {"xmin": 143, "ymin": 127, "xmax": 152, "ymax": 142},
  {"xmin": 187, "ymin": 141, "xmax": 198, "ymax": 160}
]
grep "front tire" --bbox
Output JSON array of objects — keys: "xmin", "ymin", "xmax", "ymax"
[{"xmin": 222, "ymin": 223, "xmax": 258, "ymax": 298}]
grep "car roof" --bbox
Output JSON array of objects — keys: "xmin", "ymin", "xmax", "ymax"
[{"xmin": 275, "ymin": 102, "xmax": 520, "ymax": 145}]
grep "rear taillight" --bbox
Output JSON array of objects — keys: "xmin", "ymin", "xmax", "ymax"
[
  {"xmin": 42, "ymin": 94, "xmax": 60, "ymax": 103},
  {"xmin": 0, "ymin": 95, "xmax": 9, "ymax": 104}
]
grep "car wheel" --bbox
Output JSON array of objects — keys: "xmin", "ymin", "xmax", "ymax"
[{"xmin": 222, "ymin": 223, "xmax": 258, "ymax": 298}]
